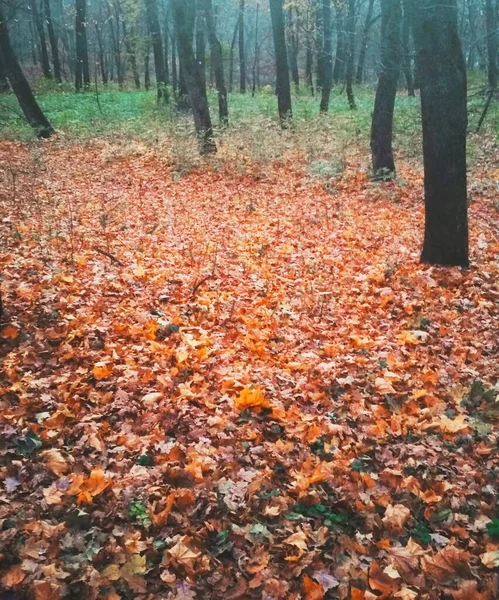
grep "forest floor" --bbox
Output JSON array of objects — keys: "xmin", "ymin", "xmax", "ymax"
[{"xmin": 0, "ymin": 123, "xmax": 498, "ymax": 600}]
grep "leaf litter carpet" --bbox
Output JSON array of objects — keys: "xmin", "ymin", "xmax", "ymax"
[{"xmin": 0, "ymin": 141, "xmax": 498, "ymax": 600}]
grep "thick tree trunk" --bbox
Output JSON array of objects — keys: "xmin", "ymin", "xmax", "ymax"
[
  {"xmin": 345, "ymin": 0, "xmax": 356, "ymax": 109},
  {"xmin": 145, "ymin": 0, "xmax": 169, "ymax": 103},
  {"xmin": 315, "ymin": 0, "xmax": 324, "ymax": 90},
  {"xmin": 239, "ymin": 0, "xmax": 246, "ymax": 93},
  {"xmin": 172, "ymin": 0, "xmax": 216, "ymax": 154},
  {"xmin": 269, "ymin": 0, "xmax": 292, "ymax": 126},
  {"xmin": 0, "ymin": 53, "xmax": 9, "ymax": 92},
  {"xmin": 371, "ymin": 0, "xmax": 402, "ymax": 178},
  {"xmin": 413, "ymin": 0, "xmax": 469, "ymax": 267},
  {"xmin": 204, "ymin": 0, "xmax": 228, "ymax": 125},
  {"xmin": 485, "ymin": 0, "xmax": 498, "ymax": 90},
  {"xmin": 356, "ymin": 0, "xmax": 375, "ymax": 84},
  {"xmin": 44, "ymin": 0, "xmax": 62, "ymax": 83},
  {"xmin": 332, "ymin": 5, "xmax": 345, "ymax": 84},
  {"xmin": 401, "ymin": 0, "xmax": 415, "ymax": 95},
  {"xmin": 319, "ymin": 0, "xmax": 332, "ymax": 113},
  {"xmin": 0, "ymin": 7, "xmax": 54, "ymax": 138},
  {"xmin": 33, "ymin": 0, "xmax": 52, "ymax": 79},
  {"xmin": 75, "ymin": 0, "xmax": 90, "ymax": 91}
]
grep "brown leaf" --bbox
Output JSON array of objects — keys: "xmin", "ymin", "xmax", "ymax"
[
  {"xmin": 421, "ymin": 546, "xmax": 472, "ymax": 583},
  {"xmin": 1, "ymin": 564, "xmax": 25, "ymax": 588},
  {"xmin": 302, "ymin": 574, "xmax": 325, "ymax": 600},
  {"xmin": 32, "ymin": 581, "xmax": 62, "ymax": 600},
  {"xmin": 42, "ymin": 449, "xmax": 69, "ymax": 476}
]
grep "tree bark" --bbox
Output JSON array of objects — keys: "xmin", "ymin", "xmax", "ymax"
[
  {"xmin": 0, "ymin": 7, "xmax": 54, "ymax": 138},
  {"xmin": 33, "ymin": 0, "xmax": 52, "ymax": 79},
  {"xmin": 315, "ymin": 0, "xmax": 324, "ymax": 90},
  {"xmin": 332, "ymin": 3, "xmax": 345, "ymax": 84},
  {"xmin": 356, "ymin": 0, "xmax": 375, "ymax": 84},
  {"xmin": 95, "ymin": 23, "xmax": 108, "ymax": 84},
  {"xmin": 345, "ymin": 0, "xmax": 356, "ymax": 108},
  {"xmin": 44, "ymin": 0, "xmax": 62, "ymax": 83},
  {"xmin": 319, "ymin": 0, "xmax": 332, "ymax": 112},
  {"xmin": 401, "ymin": 0, "xmax": 415, "ymax": 95},
  {"xmin": 239, "ymin": 0, "xmax": 246, "ymax": 92},
  {"xmin": 144, "ymin": 46, "xmax": 150, "ymax": 90},
  {"xmin": 269, "ymin": 0, "xmax": 292, "ymax": 126},
  {"xmin": 172, "ymin": 0, "xmax": 216, "ymax": 154},
  {"xmin": 204, "ymin": 0, "xmax": 228, "ymax": 124},
  {"xmin": 413, "ymin": 0, "xmax": 469, "ymax": 267},
  {"xmin": 288, "ymin": 7, "xmax": 299, "ymax": 90},
  {"xmin": 196, "ymin": 2, "xmax": 206, "ymax": 80},
  {"xmin": 485, "ymin": 0, "xmax": 498, "ymax": 90},
  {"xmin": 123, "ymin": 20, "xmax": 141, "ymax": 89},
  {"xmin": 0, "ymin": 52, "xmax": 9, "ymax": 92},
  {"xmin": 371, "ymin": 0, "xmax": 402, "ymax": 178},
  {"xmin": 228, "ymin": 16, "xmax": 239, "ymax": 92},
  {"xmin": 75, "ymin": 0, "xmax": 90, "ymax": 91},
  {"xmin": 171, "ymin": 34, "xmax": 178, "ymax": 90},
  {"xmin": 252, "ymin": 1, "xmax": 260, "ymax": 96},
  {"xmin": 145, "ymin": 0, "xmax": 169, "ymax": 103}
]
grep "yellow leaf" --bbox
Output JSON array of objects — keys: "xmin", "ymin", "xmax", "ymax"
[
  {"xmin": 102, "ymin": 564, "xmax": 121, "ymax": 581},
  {"xmin": 176, "ymin": 348, "xmax": 189, "ymax": 364},
  {"xmin": 480, "ymin": 550, "xmax": 499, "ymax": 568},
  {"xmin": 283, "ymin": 529, "xmax": 308, "ymax": 552},
  {"xmin": 439, "ymin": 414, "xmax": 468, "ymax": 434},
  {"xmin": 121, "ymin": 554, "xmax": 146, "ymax": 577},
  {"xmin": 234, "ymin": 387, "xmax": 271, "ymax": 410},
  {"xmin": 133, "ymin": 265, "xmax": 146, "ymax": 278}
]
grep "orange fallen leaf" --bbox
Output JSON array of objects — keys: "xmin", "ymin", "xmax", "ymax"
[
  {"xmin": 302, "ymin": 574, "xmax": 324, "ymax": 600},
  {"xmin": 1, "ymin": 564, "xmax": 25, "ymax": 588},
  {"xmin": 1, "ymin": 324, "xmax": 20, "ymax": 340},
  {"xmin": 92, "ymin": 362, "xmax": 113, "ymax": 380},
  {"xmin": 33, "ymin": 581, "xmax": 62, "ymax": 600},
  {"xmin": 234, "ymin": 387, "xmax": 271, "ymax": 410}
]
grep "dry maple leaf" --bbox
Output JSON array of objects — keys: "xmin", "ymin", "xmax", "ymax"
[
  {"xmin": 369, "ymin": 560, "xmax": 400, "ymax": 597},
  {"xmin": 42, "ymin": 449, "xmax": 69, "ymax": 476},
  {"xmin": 234, "ymin": 387, "xmax": 271, "ymax": 410},
  {"xmin": 1, "ymin": 564, "xmax": 25, "ymax": 588},
  {"xmin": 302, "ymin": 574, "xmax": 325, "ymax": 600},
  {"xmin": 480, "ymin": 550, "xmax": 499, "ymax": 569},
  {"xmin": 167, "ymin": 537, "xmax": 201, "ymax": 569},
  {"xmin": 283, "ymin": 529, "xmax": 308, "ymax": 552},
  {"xmin": 447, "ymin": 580, "xmax": 490, "ymax": 600},
  {"xmin": 375, "ymin": 377, "xmax": 397, "ymax": 395},
  {"xmin": 92, "ymin": 362, "xmax": 113, "ymax": 380},
  {"xmin": 383, "ymin": 504, "xmax": 411, "ymax": 530},
  {"xmin": 421, "ymin": 546, "xmax": 472, "ymax": 583},
  {"xmin": 32, "ymin": 580, "xmax": 62, "ymax": 600},
  {"xmin": 439, "ymin": 414, "xmax": 469, "ymax": 434}
]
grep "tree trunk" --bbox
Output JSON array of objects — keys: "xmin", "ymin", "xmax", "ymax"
[
  {"xmin": 172, "ymin": 0, "xmax": 216, "ymax": 154},
  {"xmin": 269, "ymin": 0, "xmax": 292, "ymax": 126},
  {"xmin": 123, "ymin": 20, "xmax": 141, "ymax": 89},
  {"xmin": 315, "ymin": 0, "xmax": 324, "ymax": 90},
  {"xmin": 485, "ymin": 0, "xmax": 498, "ymax": 90},
  {"xmin": 0, "ymin": 53, "xmax": 9, "ymax": 92},
  {"xmin": 332, "ymin": 4, "xmax": 345, "ymax": 84},
  {"xmin": 75, "ymin": 0, "xmax": 90, "ymax": 91},
  {"xmin": 204, "ymin": 0, "xmax": 228, "ymax": 124},
  {"xmin": 228, "ymin": 16, "xmax": 239, "ymax": 92},
  {"xmin": 171, "ymin": 34, "xmax": 178, "ymax": 90},
  {"xmin": 44, "ymin": 0, "xmax": 62, "ymax": 83},
  {"xmin": 95, "ymin": 23, "xmax": 108, "ymax": 84},
  {"xmin": 371, "ymin": 0, "xmax": 402, "ymax": 178},
  {"xmin": 108, "ymin": 1, "xmax": 123, "ymax": 89},
  {"xmin": 33, "ymin": 0, "xmax": 52, "ymax": 79},
  {"xmin": 356, "ymin": 0, "xmax": 375, "ymax": 84},
  {"xmin": 345, "ymin": 0, "xmax": 356, "ymax": 108},
  {"xmin": 288, "ymin": 7, "xmax": 299, "ymax": 90},
  {"xmin": 0, "ymin": 7, "xmax": 54, "ymax": 138},
  {"xmin": 239, "ymin": 0, "xmax": 246, "ymax": 93},
  {"xmin": 164, "ymin": 25, "xmax": 170, "ymax": 84},
  {"xmin": 144, "ymin": 47, "xmax": 150, "ymax": 90},
  {"xmin": 413, "ymin": 0, "xmax": 469, "ymax": 267},
  {"xmin": 319, "ymin": 0, "xmax": 332, "ymax": 112},
  {"xmin": 401, "ymin": 0, "xmax": 415, "ymax": 95},
  {"xmin": 145, "ymin": 0, "xmax": 169, "ymax": 102},
  {"xmin": 252, "ymin": 1, "xmax": 260, "ymax": 96},
  {"xmin": 196, "ymin": 7, "xmax": 206, "ymax": 79}
]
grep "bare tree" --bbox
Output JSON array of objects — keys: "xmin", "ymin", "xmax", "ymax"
[{"xmin": 269, "ymin": 0, "xmax": 293, "ymax": 126}]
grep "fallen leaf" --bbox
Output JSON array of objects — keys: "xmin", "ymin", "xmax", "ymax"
[{"xmin": 302, "ymin": 574, "xmax": 324, "ymax": 600}]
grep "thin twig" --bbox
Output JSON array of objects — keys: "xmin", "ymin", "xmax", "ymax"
[{"xmin": 94, "ymin": 247, "xmax": 124, "ymax": 266}]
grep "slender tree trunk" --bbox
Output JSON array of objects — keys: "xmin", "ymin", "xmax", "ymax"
[
  {"xmin": 269, "ymin": 0, "xmax": 292, "ymax": 126},
  {"xmin": 0, "ymin": 7, "xmax": 54, "ymax": 137},
  {"xmin": 144, "ymin": 48, "xmax": 150, "ymax": 90},
  {"xmin": 356, "ymin": 0, "xmax": 375, "ymax": 84},
  {"xmin": 29, "ymin": 18, "xmax": 38, "ymax": 67},
  {"xmin": 333, "ymin": 5, "xmax": 345, "ymax": 84},
  {"xmin": 288, "ymin": 7, "xmax": 299, "ymax": 90},
  {"xmin": 108, "ymin": 1, "xmax": 123, "ymax": 89},
  {"xmin": 205, "ymin": 0, "xmax": 228, "ymax": 124},
  {"xmin": 145, "ymin": 0, "xmax": 169, "ymax": 102},
  {"xmin": 164, "ymin": 25, "xmax": 170, "ymax": 84},
  {"xmin": 44, "ymin": 0, "xmax": 62, "ymax": 83},
  {"xmin": 228, "ymin": 16, "xmax": 239, "ymax": 93},
  {"xmin": 320, "ymin": 0, "xmax": 332, "ymax": 112},
  {"xmin": 401, "ymin": 0, "xmax": 415, "ymax": 95},
  {"xmin": 196, "ymin": 2, "xmax": 206, "ymax": 81},
  {"xmin": 171, "ymin": 34, "xmax": 178, "ymax": 90},
  {"xmin": 252, "ymin": 1, "xmax": 260, "ymax": 96},
  {"xmin": 239, "ymin": 0, "xmax": 246, "ymax": 93},
  {"xmin": 33, "ymin": 0, "xmax": 52, "ymax": 79},
  {"xmin": 123, "ymin": 20, "xmax": 140, "ymax": 89},
  {"xmin": 371, "ymin": 0, "xmax": 402, "ymax": 178},
  {"xmin": 485, "ymin": 0, "xmax": 498, "ymax": 90},
  {"xmin": 172, "ymin": 0, "xmax": 216, "ymax": 154},
  {"xmin": 345, "ymin": 0, "xmax": 356, "ymax": 108},
  {"xmin": 315, "ymin": 0, "xmax": 324, "ymax": 90},
  {"xmin": 413, "ymin": 0, "xmax": 469, "ymax": 267},
  {"xmin": 95, "ymin": 23, "xmax": 108, "ymax": 84},
  {"xmin": 75, "ymin": 0, "xmax": 90, "ymax": 91}
]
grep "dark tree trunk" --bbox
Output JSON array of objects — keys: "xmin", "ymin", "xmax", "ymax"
[
  {"xmin": 401, "ymin": 0, "xmax": 415, "ymax": 95},
  {"xmin": 0, "ymin": 7, "xmax": 54, "ymax": 137},
  {"xmin": 332, "ymin": 5, "xmax": 345, "ymax": 84},
  {"xmin": 44, "ymin": 0, "xmax": 62, "ymax": 83},
  {"xmin": 239, "ymin": 0, "xmax": 246, "ymax": 93},
  {"xmin": 95, "ymin": 23, "xmax": 108, "ymax": 84},
  {"xmin": 145, "ymin": 0, "xmax": 169, "ymax": 103},
  {"xmin": 164, "ymin": 26, "xmax": 170, "ymax": 84},
  {"xmin": 196, "ymin": 3, "xmax": 206, "ymax": 80},
  {"xmin": 413, "ymin": 0, "xmax": 469, "ymax": 267},
  {"xmin": 485, "ymin": 0, "xmax": 498, "ymax": 90},
  {"xmin": 252, "ymin": 1, "xmax": 260, "ymax": 96},
  {"xmin": 371, "ymin": 0, "xmax": 402, "ymax": 178},
  {"xmin": 345, "ymin": 0, "xmax": 356, "ymax": 108},
  {"xmin": 75, "ymin": 0, "xmax": 90, "ymax": 91},
  {"xmin": 108, "ymin": 1, "xmax": 123, "ymax": 89},
  {"xmin": 172, "ymin": 0, "xmax": 216, "ymax": 154},
  {"xmin": 288, "ymin": 7, "xmax": 299, "ymax": 90},
  {"xmin": 176, "ymin": 0, "xmax": 195, "ymax": 110},
  {"xmin": 123, "ymin": 20, "xmax": 141, "ymax": 89},
  {"xmin": 319, "ymin": 0, "xmax": 332, "ymax": 113},
  {"xmin": 205, "ymin": 0, "xmax": 228, "ymax": 124},
  {"xmin": 228, "ymin": 16, "xmax": 239, "ymax": 92},
  {"xmin": 171, "ymin": 34, "xmax": 178, "ymax": 90},
  {"xmin": 269, "ymin": 0, "xmax": 292, "ymax": 126},
  {"xmin": 144, "ymin": 47, "xmax": 150, "ymax": 90},
  {"xmin": 0, "ymin": 53, "xmax": 9, "ymax": 92},
  {"xmin": 356, "ymin": 0, "xmax": 375, "ymax": 84},
  {"xmin": 315, "ymin": 0, "xmax": 324, "ymax": 90},
  {"xmin": 33, "ymin": 0, "xmax": 52, "ymax": 79}
]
